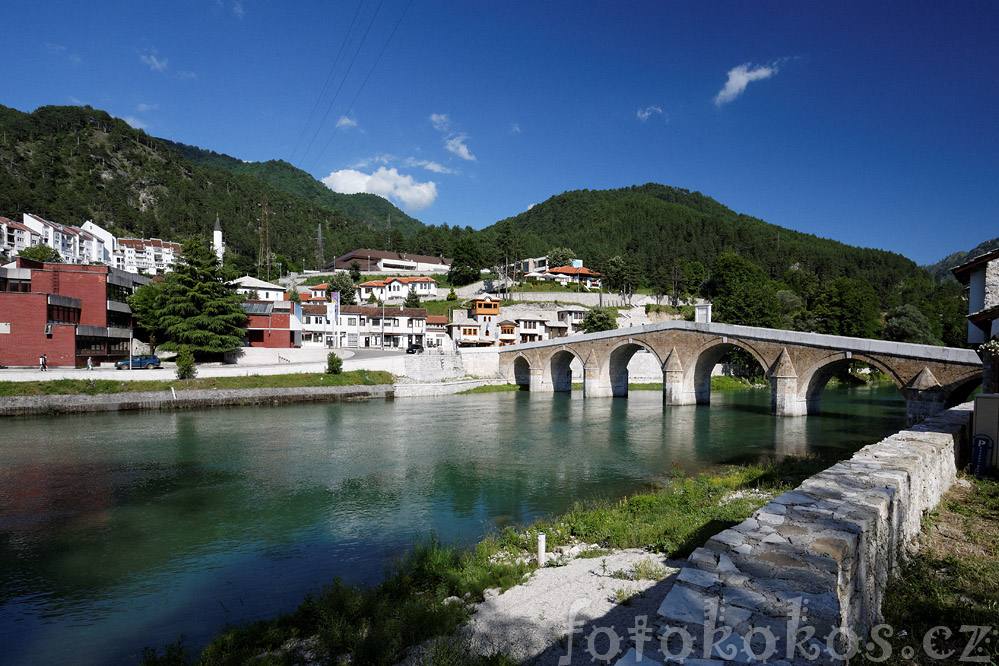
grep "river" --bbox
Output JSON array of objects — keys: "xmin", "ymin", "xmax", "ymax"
[{"xmin": 0, "ymin": 385, "xmax": 904, "ymax": 666}]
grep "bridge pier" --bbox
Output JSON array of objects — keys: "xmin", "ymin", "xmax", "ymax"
[
  {"xmin": 904, "ymin": 387, "xmax": 946, "ymax": 425},
  {"xmin": 583, "ymin": 366, "xmax": 613, "ymax": 397},
  {"xmin": 770, "ymin": 376, "xmax": 807, "ymax": 416},
  {"xmin": 528, "ymin": 367, "xmax": 552, "ymax": 393}
]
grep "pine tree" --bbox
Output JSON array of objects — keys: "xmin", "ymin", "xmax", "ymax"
[
  {"xmin": 403, "ymin": 285, "xmax": 421, "ymax": 308},
  {"xmin": 157, "ymin": 234, "xmax": 247, "ymax": 357}
]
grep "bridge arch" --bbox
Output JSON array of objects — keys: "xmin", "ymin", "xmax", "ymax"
[
  {"xmin": 796, "ymin": 353, "xmax": 902, "ymax": 414},
  {"xmin": 511, "ymin": 354, "xmax": 531, "ymax": 388},
  {"xmin": 544, "ymin": 348, "xmax": 583, "ymax": 393},
  {"xmin": 605, "ymin": 340, "xmax": 663, "ymax": 397},
  {"xmin": 689, "ymin": 338, "xmax": 769, "ymax": 405}
]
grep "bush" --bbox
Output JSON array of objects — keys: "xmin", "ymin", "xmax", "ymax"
[
  {"xmin": 326, "ymin": 351, "xmax": 343, "ymax": 375},
  {"xmin": 446, "ymin": 288, "xmax": 458, "ymax": 302},
  {"xmin": 175, "ymin": 347, "xmax": 196, "ymax": 380}
]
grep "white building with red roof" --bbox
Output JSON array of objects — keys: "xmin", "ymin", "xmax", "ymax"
[{"xmin": 357, "ymin": 276, "xmax": 439, "ymax": 302}]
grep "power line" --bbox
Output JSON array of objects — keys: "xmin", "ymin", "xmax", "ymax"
[
  {"xmin": 300, "ymin": 0, "xmax": 386, "ymax": 169},
  {"xmin": 290, "ymin": 0, "xmax": 366, "ymax": 165}
]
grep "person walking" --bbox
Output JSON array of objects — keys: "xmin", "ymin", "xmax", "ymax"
[
  {"xmin": 87, "ymin": 356, "xmax": 93, "ymax": 371},
  {"xmin": 41, "ymin": 354, "xmax": 47, "ymax": 371},
  {"xmin": 39, "ymin": 354, "xmax": 45, "ymax": 372}
]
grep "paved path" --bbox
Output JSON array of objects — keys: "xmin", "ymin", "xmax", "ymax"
[{"xmin": 0, "ymin": 348, "xmax": 416, "ymax": 383}]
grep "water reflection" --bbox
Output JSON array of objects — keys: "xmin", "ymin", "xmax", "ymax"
[{"xmin": 0, "ymin": 386, "xmax": 904, "ymax": 666}]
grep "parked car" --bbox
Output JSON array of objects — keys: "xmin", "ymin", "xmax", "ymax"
[
  {"xmin": 115, "ymin": 354, "xmax": 161, "ymax": 370},
  {"xmin": 406, "ymin": 343, "xmax": 424, "ymax": 354}
]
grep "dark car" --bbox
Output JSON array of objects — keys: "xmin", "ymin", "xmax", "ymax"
[
  {"xmin": 115, "ymin": 354, "xmax": 161, "ymax": 370},
  {"xmin": 406, "ymin": 343, "xmax": 424, "ymax": 354}
]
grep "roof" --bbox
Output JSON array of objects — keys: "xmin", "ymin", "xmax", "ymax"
[
  {"xmin": 310, "ymin": 283, "xmax": 329, "ymax": 291},
  {"xmin": 341, "ymin": 305, "xmax": 429, "ymax": 318},
  {"xmin": 302, "ymin": 304, "xmax": 333, "ymax": 315},
  {"xmin": 359, "ymin": 276, "xmax": 438, "ymax": 288},
  {"xmin": 232, "ymin": 275, "xmax": 286, "ymax": 291},
  {"xmin": 241, "ymin": 302, "xmax": 274, "ymax": 315},
  {"xmin": 546, "ymin": 321, "xmax": 569, "ymax": 328},
  {"xmin": 968, "ymin": 303, "xmax": 999, "ymax": 327},
  {"xmin": 329, "ymin": 249, "xmax": 453, "ymax": 270},
  {"xmin": 498, "ymin": 319, "xmax": 517, "ymax": 326},
  {"xmin": 118, "ymin": 237, "xmax": 182, "ymax": 251},
  {"xmin": 952, "ymin": 247, "xmax": 999, "ymax": 284},
  {"xmin": 426, "ymin": 315, "xmax": 448, "ymax": 325},
  {"xmin": 546, "ymin": 266, "xmax": 602, "ymax": 277}
]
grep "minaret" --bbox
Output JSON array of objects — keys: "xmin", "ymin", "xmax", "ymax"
[{"xmin": 213, "ymin": 214, "xmax": 224, "ymax": 263}]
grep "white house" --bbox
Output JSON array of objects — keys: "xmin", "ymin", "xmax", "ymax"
[
  {"xmin": 357, "ymin": 276, "xmax": 439, "ymax": 302},
  {"xmin": 300, "ymin": 301, "xmax": 339, "ymax": 346},
  {"xmin": 337, "ymin": 305, "xmax": 427, "ymax": 349},
  {"xmin": 331, "ymin": 249, "xmax": 452, "ymax": 274},
  {"xmin": 232, "ymin": 276, "xmax": 286, "ymax": 302}
]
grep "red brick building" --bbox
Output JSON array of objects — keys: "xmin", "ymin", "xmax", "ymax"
[
  {"xmin": 0, "ymin": 258, "xmax": 149, "ymax": 367},
  {"xmin": 242, "ymin": 300, "xmax": 303, "ymax": 348}
]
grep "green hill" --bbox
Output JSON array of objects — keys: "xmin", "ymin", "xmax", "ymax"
[
  {"xmin": 161, "ymin": 141, "xmax": 425, "ymax": 237},
  {"xmin": 0, "ymin": 104, "xmax": 411, "ymax": 273},
  {"xmin": 924, "ymin": 237, "xmax": 999, "ymax": 281}
]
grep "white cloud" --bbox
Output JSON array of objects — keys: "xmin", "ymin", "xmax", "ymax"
[
  {"xmin": 430, "ymin": 113, "xmax": 476, "ymax": 161},
  {"xmin": 637, "ymin": 105, "xmax": 664, "ymax": 122},
  {"xmin": 714, "ymin": 62, "xmax": 778, "ymax": 106},
  {"xmin": 140, "ymin": 50, "xmax": 168, "ymax": 72},
  {"xmin": 406, "ymin": 157, "xmax": 455, "ymax": 174},
  {"xmin": 232, "ymin": 1, "xmax": 244, "ymax": 19},
  {"xmin": 336, "ymin": 115, "xmax": 358, "ymax": 130},
  {"xmin": 444, "ymin": 134, "xmax": 476, "ymax": 161},
  {"xmin": 322, "ymin": 167, "xmax": 437, "ymax": 211},
  {"xmin": 137, "ymin": 103, "xmax": 158, "ymax": 113},
  {"xmin": 123, "ymin": 116, "xmax": 149, "ymax": 130},
  {"xmin": 69, "ymin": 54, "xmax": 82, "ymax": 65},
  {"xmin": 178, "ymin": 71, "xmax": 198, "ymax": 79},
  {"xmin": 430, "ymin": 113, "xmax": 450, "ymax": 132},
  {"xmin": 511, "ymin": 123, "xmax": 521, "ymax": 135}
]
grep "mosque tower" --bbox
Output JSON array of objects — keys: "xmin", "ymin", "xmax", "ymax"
[{"xmin": 213, "ymin": 214, "xmax": 225, "ymax": 263}]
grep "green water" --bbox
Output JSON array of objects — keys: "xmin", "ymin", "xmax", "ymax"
[{"xmin": 0, "ymin": 386, "xmax": 904, "ymax": 665}]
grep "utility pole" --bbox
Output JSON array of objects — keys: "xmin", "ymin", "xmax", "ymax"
[
  {"xmin": 316, "ymin": 222, "xmax": 325, "ymax": 271},
  {"xmin": 257, "ymin": 199, "xmax": 271, "ymax": 280}
]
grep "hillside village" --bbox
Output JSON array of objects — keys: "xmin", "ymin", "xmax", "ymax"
[{"xmin": 0, "ymin": 209, "xmax": 654, "ymax": 368}]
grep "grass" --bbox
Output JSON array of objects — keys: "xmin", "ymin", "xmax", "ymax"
[
  {"xmin": 0, "ymin": 370, "xmax": 395, "ymax": 397},
  {"xmin": 141, "ymin": 457, "xmax": 832, "ymax": 666},
  {"xmin": 878, "ymin": 476, "xmax": 999, "ymax": 664}
]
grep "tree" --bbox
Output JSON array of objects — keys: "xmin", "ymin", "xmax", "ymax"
[
  {"xmin": 128, "ymin": 281, "xmax": 168, "ymax": 354},
  {"xmin": 18, "ymin": 245, "xmax": 63, "ymax": 263},
  {"xmin": 157, "ymin": 234, "xmax": 247, "ymax": 357},
  {"xmin": 884, "ymin": 304, "xmax": 940, "ymax": 345},
  {"xmin": 448, "ymin": 235, "xmax": 484, "ymax": 287},
  {"xmin": 603, "ymin": 256, "xmax": 640, "ymax": 302},
  {"xmin": 706, "ymin": 251, "xmax": 781, "ymax": 328},
  {"xmin": 547, "ymin": 247, "xmax": 575, "ymax": 269},
  {"xmin": 811, "ymin": 277, "xmax": 882, "ymax": 339},
  {"xmin": 582, "ymin": 307, "xmax": 618, "ymax": 333},
  {"xmin": 403, "ymin": 285, "xmax": 421, "ymax": 308},
  {"xmin": 327, "ymin": 271, "xmax": 356, "ymax": 305},
  {"xmin": 349, "ymin": 261, "xmax": 362, "ymax": 283}
]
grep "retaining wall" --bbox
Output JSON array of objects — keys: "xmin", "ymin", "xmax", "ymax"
[
  {"xmin": 653, "ymin": 404, "xmax": 973, "ymax": 664},
  {"xmin": 0, "ymin": 385, "xmax": 394, "ymax": 417}
]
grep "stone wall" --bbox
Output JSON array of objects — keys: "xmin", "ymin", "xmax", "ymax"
[
  {"xmin": 654, "ymin": 404, "xmax": 973, "ymax": 664},
  {"xmin": 0, "ymin": 385, "xmax": 393, "ymax": 417}
]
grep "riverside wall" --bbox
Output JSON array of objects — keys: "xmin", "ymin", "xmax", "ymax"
[
  {"xmin": 0, "ymin": 385, "xmax": 394, "ymax": 417},
  {"xmin": 653, "ymin": 404, "xmax": 973, "ymax": 664}
]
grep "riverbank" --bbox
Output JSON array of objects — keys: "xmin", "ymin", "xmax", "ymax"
[{"xmin": 138, "ymin": 458, "xmax": 832, "ymax": 666}]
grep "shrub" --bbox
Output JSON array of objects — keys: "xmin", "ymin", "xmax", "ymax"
[
  {"xmin": 446, "ymin": 288, "xmax": 458, "ymax": 302},
  {"xmin": 175, "ymin": 346, "xmax": 196, "ymax": 380},
  {"xmin": 326, "ymin": 351, "xmax": 343, "ymax": 375}
]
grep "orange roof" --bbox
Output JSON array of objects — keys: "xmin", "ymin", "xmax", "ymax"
[
  {"xmin": 359, "ymin": 276, "xmax": 438, "ymax": 288},
  {"xmin": 546, "ymin": 266, "xmax": 601, "ymax": 277},
  {"xmin": 426, "ymin": 315, "xmax": 448, "ymax": 325}
]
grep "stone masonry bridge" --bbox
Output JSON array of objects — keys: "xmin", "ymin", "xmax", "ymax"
[{"xmin": 491, "ymin": 322, "xmax": 982, "ymax": 424}]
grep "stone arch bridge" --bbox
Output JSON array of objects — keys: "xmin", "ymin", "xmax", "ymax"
[{"xmin": 490, "ymin": 322, "xmax": 982, "ymax": 424}]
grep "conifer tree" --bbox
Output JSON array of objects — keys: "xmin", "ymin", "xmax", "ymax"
[
  {"xmin": 403, "ymin": 285, "xmax": 421, "ymax": 308},
  {"xmin": 157, "ymin": 234, "xmax": 246, "ymax": 357}
]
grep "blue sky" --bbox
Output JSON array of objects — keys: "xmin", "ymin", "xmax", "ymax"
[{"xmin": 5, "ymin": 1, "xmax": 997, "ymax": 265}]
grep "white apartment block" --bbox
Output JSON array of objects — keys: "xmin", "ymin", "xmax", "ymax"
[
  {"xmin": 1, "ymin": 217, "xmax": 42, "ymax": 258},
  {"xmin": 357, "ymin": 276, "xmax": 439, "ymax": 302}
]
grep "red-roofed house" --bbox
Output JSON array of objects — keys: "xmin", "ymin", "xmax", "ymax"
[
  {"xmin": 357, "ymin": 276, "xmax": 439, "ymax": 302},
  {"xmin": 544, "ymin": 265, "xmax": 602, "ymax": 289}
]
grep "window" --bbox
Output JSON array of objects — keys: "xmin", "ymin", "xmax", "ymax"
[{"xmin": 47, "ymin": 305, "xmax": 81, "ymax": 324}]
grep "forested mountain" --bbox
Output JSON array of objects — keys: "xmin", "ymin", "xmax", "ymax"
[
  {"xmin": 0, "ymin": 104, "xmax": 414, "ymax": 274},
  {"xmin": 472, "ymin": 184, "xmax": 969, "ymax": 347},
  {"xmin": 161, "ymin": 141, "xmax": 424, "ymax": 236},
  {"xmin": 924, "ymin": 237, "xmax": 999, "ymax": 281}
]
